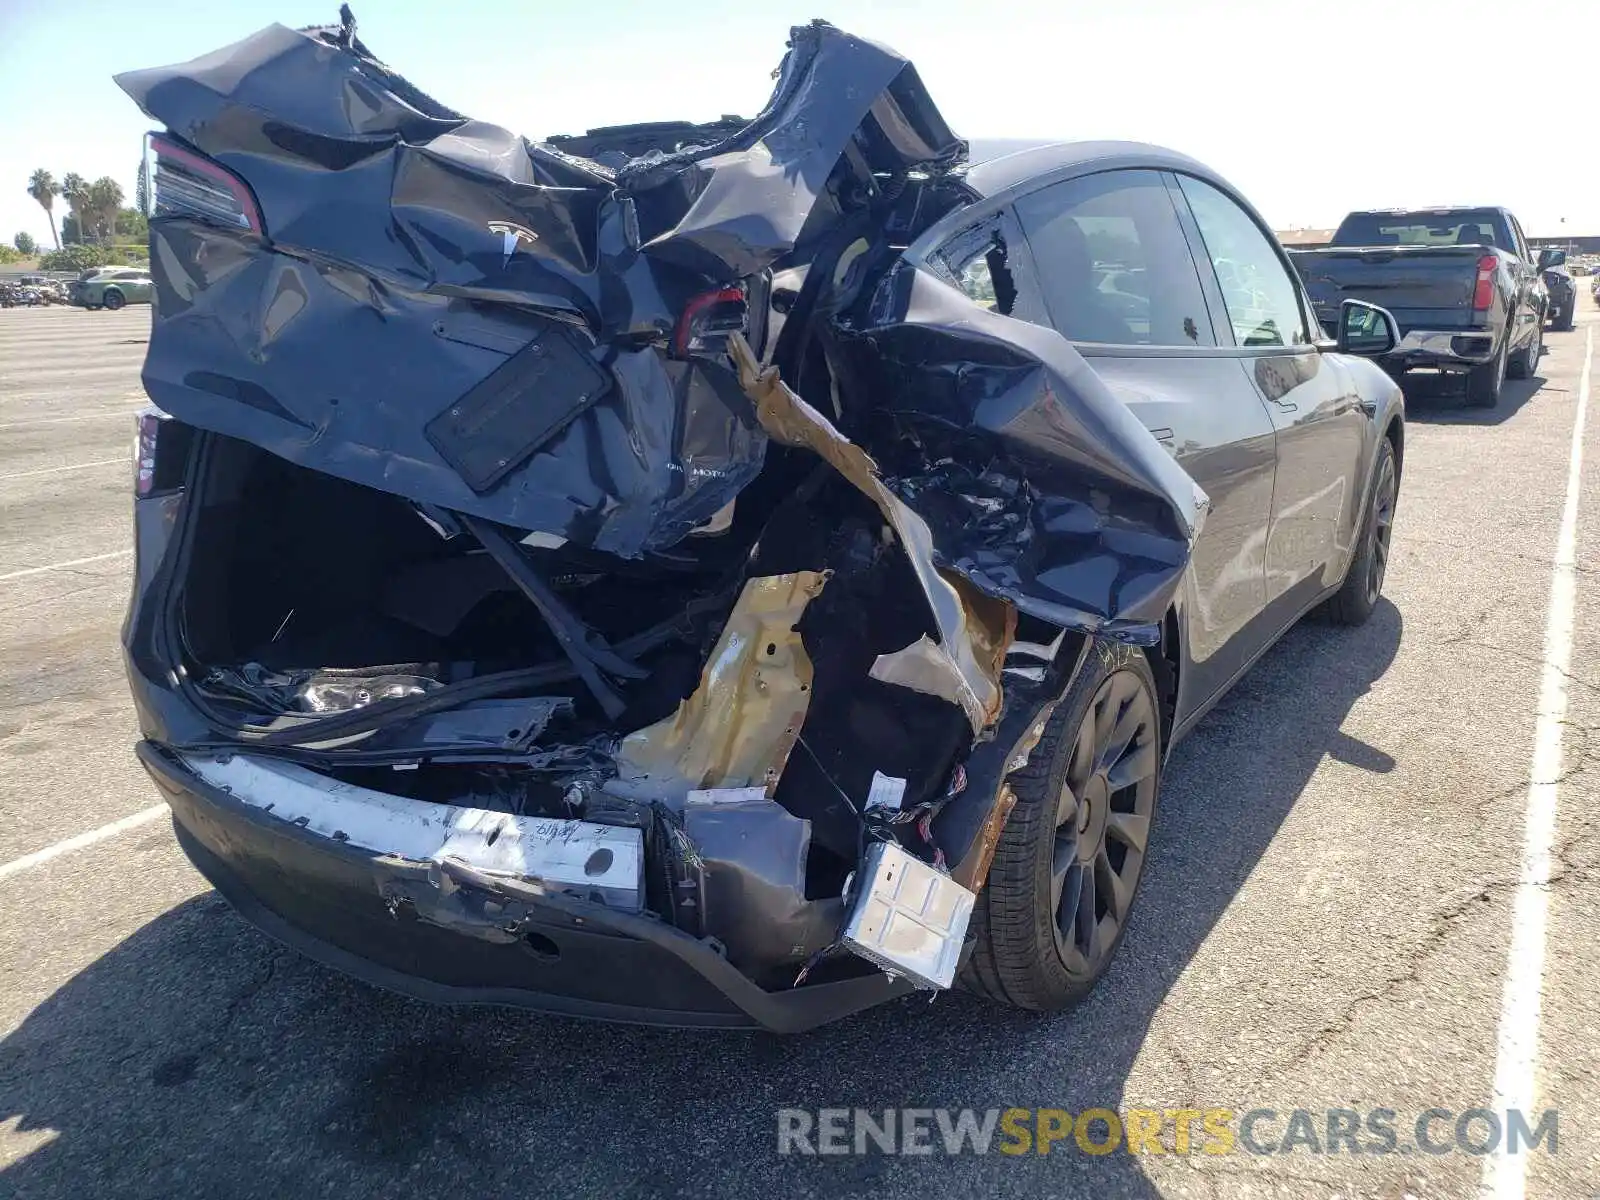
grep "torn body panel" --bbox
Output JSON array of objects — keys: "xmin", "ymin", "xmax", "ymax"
[
  {"xmin": 827, "ymin": 259, "xmax": 1210, "ymax": 643},
  {"xmin": 728, "ymin": 334, "xmax": 1010, "ymax": 733},
  {"xmin": 613, "ymin": 571, "xmax": 825, "ymax": 803},
  {"xmin": 116, "ymin": 19, "xmax": 961, "ymax": 556}
]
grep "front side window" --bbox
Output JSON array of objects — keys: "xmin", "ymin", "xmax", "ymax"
[
  {"xmin": 1011, "ymin": 170, "xmax": 1215, "ymax": 347},
  {"xmin": 1178, "ymin": 176, "xmax": 1308, "ymax": 348}
]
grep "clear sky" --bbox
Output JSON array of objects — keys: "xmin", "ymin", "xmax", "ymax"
[{"xmin": 3, "ymin": 0, "xmax": 1597, "ymax": 250}]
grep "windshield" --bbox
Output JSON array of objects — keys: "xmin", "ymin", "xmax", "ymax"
[{"xmin": 1332, "ymin": 209, "xmax": 1510, "ymax": 249}]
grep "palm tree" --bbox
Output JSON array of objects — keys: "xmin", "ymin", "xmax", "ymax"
[
  {"xmin": 86, "ymin": 177, "xmax": 125, "ymax": 244},
  {"xmin": 26, "ymin": 169, "xmax": 61, "ymax": 250},
  {"xmin": 61, "ymin": 173, "xmax": 86, "ymax": 243}
]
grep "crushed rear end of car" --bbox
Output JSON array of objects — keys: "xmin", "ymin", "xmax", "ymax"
[{"xmin": 118, "ymin": 10, "xmax": 1206, "ymax": 1029}]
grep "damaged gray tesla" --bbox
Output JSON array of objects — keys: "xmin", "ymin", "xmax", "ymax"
[{"xmin": 118, "ymin": 11, "xmax": 1404, "ymax": 1030}]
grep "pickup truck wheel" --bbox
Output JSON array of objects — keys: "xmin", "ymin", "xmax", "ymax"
[
  {"xmin": 101, "ymin": 289, "xmax": 126, "ymax": 311},
  {"xmin": 1509, "ymin": 320, "xmax": 1540, "ymax": 380},
  {"xmin": 1466, "ymin": 332, "xmax": 1507, "ymax": 407},
  {"xmin": 1323, "ymin": 437, "xmax": 1397, "ymax": 625},
  {"xmin": 1554, "ymin": 305, "xmax": 1575, "ymax": 332},
  {"xmin": 961, "ymin": 642, "xmax": 1161, "ymax": 1012}
]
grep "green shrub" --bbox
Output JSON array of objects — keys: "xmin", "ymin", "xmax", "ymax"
[{"xmin": 38, "ymin": 244, "xmax": 114, "ymax": 272}]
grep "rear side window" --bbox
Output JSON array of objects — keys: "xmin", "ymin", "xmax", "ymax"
[
  {"xmin": 1177, "ymin": 175, "xmax": 1309, "ymax": 348},
  {"xmin": 1012, "ymin": 169, "xmax": 1215, "ymax": 347}
]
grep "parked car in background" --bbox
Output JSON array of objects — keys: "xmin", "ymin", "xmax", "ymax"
[
  {"xmin": 117, "ymin": 15, "xmax": 1406, "ymax": 1030},
  {"xmin": 69, "ymin": 266, "xmax": 153, "ymax": 310},
  {"xmin": 1292, "ymin": 207, "xmax": 1554, "ymax": 407},
  {"xmin": 1543, "ymin": 257, "xmax": 1576, "ymax": 331}
]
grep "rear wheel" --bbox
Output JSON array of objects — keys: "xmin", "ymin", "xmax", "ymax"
[
  {"xmin": 1467, "ymin": 330, "xmax": 1508, "ymax": 407},
  {"xmin": 1509, "ymin": 319, "xmax": 1539, "ymax": 380},
  {"xmin": 962, "ymin": 642, "xmax": 1161, "ymax": 1011},
  {"xmin": 102, "ymin": 289, "xmax": 125, "ymax": 311},
  {"xmin": 1554, "ymin": 305, "xmax": 1575, "ymax": 332},
  {"xmin": 1324, "ymin": 437, "xmax": 1397, "ymax": 626}
]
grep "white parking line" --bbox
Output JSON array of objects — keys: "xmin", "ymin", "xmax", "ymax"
[
  {"xmin": 0, "ymin": 549, "xmax": 132, "ymax": 582},
  {"xmin": 1481, "ymin": 326, "xmax": 1591, "ymax": 1200},
  {"xmin": 0, "ymin": 410, "xmax": 139, "ymax": 430},
  {"xmin": 0, "ymin": 804, "xmax": 167, "ymax": 883},
  {"xmin": 0, "ymin": 457, "xmax": 124, "ymax": 482}
]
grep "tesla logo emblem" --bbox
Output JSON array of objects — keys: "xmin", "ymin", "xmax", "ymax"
[{"xmin": 488, "ymin": 221, "xmax": 538, "ymax": 266}]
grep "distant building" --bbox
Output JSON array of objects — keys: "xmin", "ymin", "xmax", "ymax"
[
  {"xmin": 1529, "ymin": 235, "xmax": 1600, "ymax": 254},
  {"xmin": 1276, "ymin": 228, "xmax": 1336, "ymax": 248}
]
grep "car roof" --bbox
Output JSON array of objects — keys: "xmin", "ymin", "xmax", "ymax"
[{"xmin": 960, "ymin": 139, "xmax": 1225, "ymax": 199}]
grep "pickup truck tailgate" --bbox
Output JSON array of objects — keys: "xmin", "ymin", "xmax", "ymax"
[{"xmin": 1294, "ymin": 246, "xmax": 1484, "ymax": 333}]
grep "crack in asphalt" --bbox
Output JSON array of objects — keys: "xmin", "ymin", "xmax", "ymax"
[
  {"xmin": 1165, "ymin": 1031, "xmax": 1200, "ymax": 1108},
  {"xmin": 1403, "ymin": 535, "xmax": 1593, "ymax": 575},
  {"xmin": 1445, "ymin": 638, "xmax": 1600, "ymax": 694},
  {"xmin": 1261, "ymin": 755, "xmax": 1600, "ymax": 1084},
  {"xmin": 1266, "ymin": 883, "xmax": 1508, "ymax": 1080}
]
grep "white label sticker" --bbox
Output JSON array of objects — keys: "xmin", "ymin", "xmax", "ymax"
[
  {"xmin": 685, "ymin": 786, "xmax": 770, "ymax": 806},
  {"xmin": 865, "ymin": 771, "xmax": 908, "ymax": 812}
]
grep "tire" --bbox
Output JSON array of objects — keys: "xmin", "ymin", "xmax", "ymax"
[
  {"xmin": 961, "ymin": 641, "xmax": 1161, "ymax": 1011},
  {"xmin": 1466, "ymin": 330, "xmax": 1508, "ymax": 407},
  {"xmin": 101, "ymin": 289, "xmax": 126, "ymax": 311},
  {"xmin": 1509, "ymin": 318, "xmax": 1540, "ymax": 380},
  {"xmin": 1323, "ymin": 436, "xmax": 1398, "ymax": 626},
  {"xmin": 1555, "ymin": 305, "xmax": 1575, "ymax": 332}
]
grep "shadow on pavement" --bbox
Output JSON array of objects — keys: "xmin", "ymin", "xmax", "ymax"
[
  {"xmin": 0, "ymin": 603, "xmax": 1403, "ymax": 1199},
  {"xmin": 1400, "ymin": 367, "xmax": 1544, "ymax": 427}
]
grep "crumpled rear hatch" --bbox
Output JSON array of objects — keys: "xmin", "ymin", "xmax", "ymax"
[{"xmin": 118, "ymin": 12, "xmax": 964, "ymax": 559}]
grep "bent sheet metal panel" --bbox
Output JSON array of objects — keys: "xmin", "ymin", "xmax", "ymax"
[
  {"xmin": 830, "ymin": 259, "xmax": 1211, "ymax": 642},
  {"xmin": 728, "ymin": 334, "xmax": 1009, "ymax": 733},
  {"xmin": 115, "ymin": 20, "xmax": 961, "ymax": 556},
  {"xmin": 614, "ymin": 571, "xmax": 827, "ymax": 801}
]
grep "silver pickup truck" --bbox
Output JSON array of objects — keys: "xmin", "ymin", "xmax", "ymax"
[{"xmin": 1291, "ymin": 207, "xmax": 1558, "ymax": 408}]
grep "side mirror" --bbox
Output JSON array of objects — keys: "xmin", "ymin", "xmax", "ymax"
[
  {"xmin": 1537, "ymin": 248, "xmax": 1567, "ymax": 271},
  {"xmin": 1337, "ymin": 299, "xmax": 1399, "ymax": 356}
]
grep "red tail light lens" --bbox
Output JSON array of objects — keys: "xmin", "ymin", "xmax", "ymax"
[
  {"xmin": 1472, "ymin": 254, "xmax": 1496, "ymax": 311},
  {"xmin": 149, "ymin": 133, "xmax": 263, "ymax": 235},
  {"xmin": 672, "ymin": 286, "xmax": 747, "ymax": 358}
]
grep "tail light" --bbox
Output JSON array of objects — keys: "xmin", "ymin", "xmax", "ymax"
[
  {"xmin": 149, "ymin": 133, "xmax": 263, "ymax": 235},
  {"xmin": 1472, "ymin": 254, "xmax": 1496, "ymax": 311},
  {"xmin": 134, "ymin": 409, "xmax": 193, "ymax": 496},
  {"xmin": 672, "ymin": 286, "xmax": 747, "ymax": 358}
]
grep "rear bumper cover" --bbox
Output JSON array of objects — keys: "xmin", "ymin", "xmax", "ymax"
[
  {"xmin": 1382, "ymin": 328, "xmax": 1498, "ymax": 372},
  {"xmin": 136, "ymin": 741, "xmax": 910, "ymax": 1031}
]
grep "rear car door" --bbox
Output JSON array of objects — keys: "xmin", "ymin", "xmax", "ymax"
[
  {"xmin": 1000, "ymin": 168, "xmax": 1278, "ymax": 706},
  {"xmin": 1173, "ymin": 174, "xmax": 1370, "ymax": 622}
]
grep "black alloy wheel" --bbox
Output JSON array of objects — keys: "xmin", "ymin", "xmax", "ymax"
[
  {"xmin": 1364, "ymin": 443, "xmax": 1397, "ymax": 607},
  {"xmin": 1324, "ymin": 435, "xmax": 1398, "ymax": 626},
  {"xmin": 1049, "ymin": 669, "xmax": 1159, "ymax": 973},
  {"xmin": 962, "ymin": 641, "xmax": 1163, "ymax": 1011}
]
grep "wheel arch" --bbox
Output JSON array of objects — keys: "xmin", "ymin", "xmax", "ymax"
[
  {"xmin": 1142, "ymin": 607, "xmax": 1182, "ymax": 755},
  {"xmin": 1384, "ymin": 414, "xmax": 1404, "ymax": 479}
]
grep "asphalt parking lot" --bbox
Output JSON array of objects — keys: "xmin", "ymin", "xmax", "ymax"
[{"xmin": 1, "ymin": 301, "xmax": 1597, "ymax": 1200}]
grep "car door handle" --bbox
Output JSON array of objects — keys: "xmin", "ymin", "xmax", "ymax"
[{"xmin": 1146, "ymin": 426, "xmax": 1175, "ymax": 444}]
